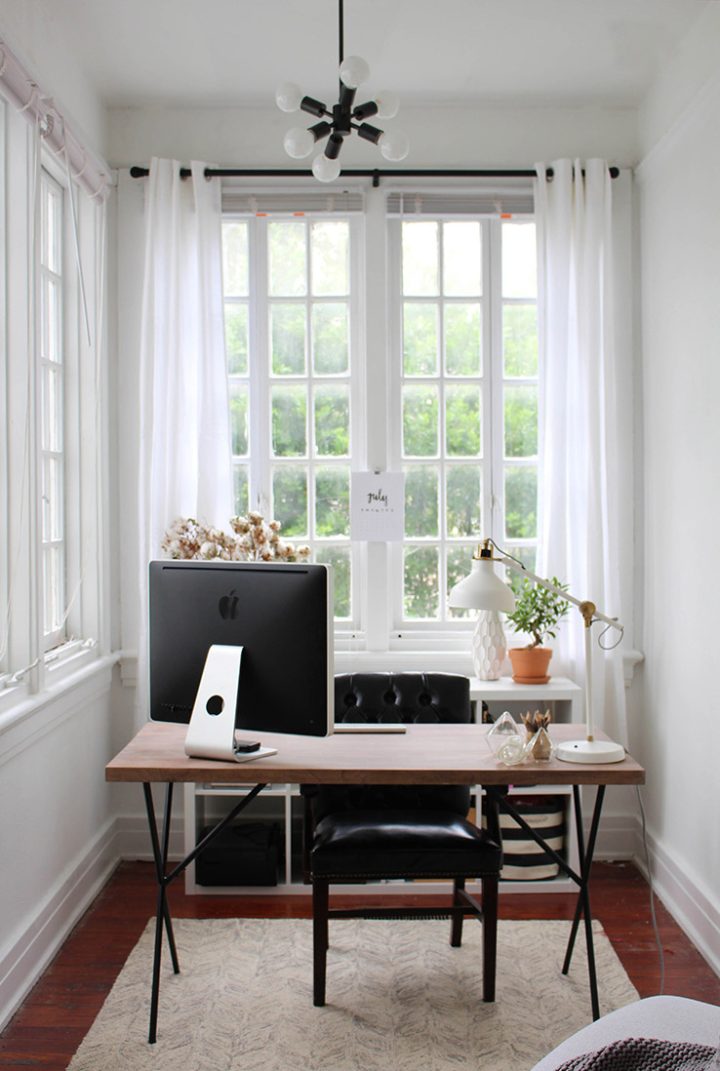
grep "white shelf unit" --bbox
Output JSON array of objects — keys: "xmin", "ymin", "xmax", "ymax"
[{"xmin": 183, "ymin": 676, "xmax": 583, "ymax": 895}]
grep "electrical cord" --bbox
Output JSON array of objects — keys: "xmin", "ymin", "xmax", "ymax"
[{"xmin": 636, "ymin": 784, "xmax": 665, "ymax": 995}]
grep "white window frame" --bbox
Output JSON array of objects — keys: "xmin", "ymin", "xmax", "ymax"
[
  {"xmin": 387, "ymin": 211, "xmax": 537, "ymax": 640},
  {"xmin": 222, "ymin": 208, "xmax": 365, "ymax": 632},
  {"xmin": 0, "ymin": 102, "xmax": 108, "ymax": 717},
  {"xmin": 220, "ymin": 183, "xmax": 538, "ymax": 658}
]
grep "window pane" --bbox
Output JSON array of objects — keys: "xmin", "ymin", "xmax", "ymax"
[
  {"xmin": 402, "ymin": 221, "xmax": 438, "ymax": 295},
  {"xmin": 446, "ymin": 545, "xmax": 475, "ymax": 619},
  {"xmin": 272, "ymin": 465, "xmax": 308, "ymax": 536},
  {"xmin": 403, "ymin": 545, "xmax": 439, "ymax": 618},
  {"xmin": 315, "ymin": 465, "xmax": 350, "ymax": 536},
  {"xmin": 44, "ymin": 186, "xmax": 62, "ymax": 274},
  {"xmin": 504, "ymin": 544, "xmax": 537, "ymax": 572},
  {"xmin": 314, "ymin": 385, "xmax": 349, "ymax": 456},
  {"xmin": 222, "ymin": 221, "xmax": 249, "ymax": 297},
  {"xmin": 505, "ymin": 466, "xmax": 537, "ymax": 540},
  {"xmin": 404, "ymin": 465, "xmax": 439, "ymax": 537},
  {"xmin": 315, "ymin": 545, "xmax": 351, "ymax": 619},
  {"xmin": 43, "ymin": 277, "xmax": 61, "ymax": 363},
  {"xmin": 230, "ymin": 383, "xmax": 249, "ymax": 455},
  {"xmin": 503, "ymin": 303, "xmax": 538, "ymax": 377},
  {"xmin": 504, "ymin": 385, "xmax": 538, "ymax": 458},
  {"xmin": 42, "ymin": 366, "xmax": 63, "ymax": 451},
  {"xmin": 43, "ymin": 546, "xmax": 64, "ymax": 635},
  {"xmin": 402, "ymin": 385, "xmax": 438, "ymax": 457},
  {"xmin": 269, "ymin": 220, "xmax": 306, "ymax": 296},
  {"xmin": 444, "ymin": 303, "xmax": 481, "ymax": 376},
  {"xmin": 443, "ymin": 221, "xmax": 482, "ymax": 296},
  {"xmin": 271, "ymin": 304, "xmax": 306, "ymax": 375},
  {"xmin": 446, "ymin": 466, "xmax": 481, "ymax": 536},
  {"xmin": 445, "ymin": 385, "xmax": 481, "ymax": 457},
  {"xmin": 225, "ymin": 303, "xmax": 248, "ymax": 375},
  {"xmin": 312, "ymin": 303, "xmax": 348, "ymax": 374},
  {"xmin": 233, "ymin": 465, "xmax": 249, "ymax": 515},
  {"xmin": 311, "ymin": 221, "xmax": 349, "ymax": 295},
  {"xmin": 403, "ymin": 303, "xmax": 438, "ymax": 375},
  {"xmin": 41, "ymin": 457, "xmax": 63, "ymax": 541},
  {"xmin": 271, "ymin": 386, "xmax": 307, "ymax": 456},
  {"xmin": 503, "ymin": 222, "xmax": 537, "ymax": 298}
]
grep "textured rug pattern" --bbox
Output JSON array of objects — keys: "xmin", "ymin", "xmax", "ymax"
[{"xmin": 69, "ymin": 918, "xmax": 638, "ymax": 1071}]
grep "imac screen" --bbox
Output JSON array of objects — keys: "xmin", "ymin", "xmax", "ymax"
[{"xmin": 148, "ymin": 560, "xmax": 333, "ymax": 736}]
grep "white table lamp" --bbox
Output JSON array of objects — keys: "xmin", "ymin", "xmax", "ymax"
[{"xmin": 448, "ymin": 539, "xmax": 626, "ymax": 764}]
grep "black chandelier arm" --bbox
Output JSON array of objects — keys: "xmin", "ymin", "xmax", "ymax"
[
  {"xmin": 300, "ymin": 96, "xmax": 330, "ymax": 118},
  {"xmin": 354, "ymin": 121, "xmax": 384, "ymax": 144},
  {"xmin": 352, "ymin": 100, "xmax": 379, "ymax": 121}
]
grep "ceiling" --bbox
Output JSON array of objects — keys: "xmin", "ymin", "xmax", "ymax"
[{"xmin": 10, "ymin": 0, "xmax": 713, "ymax": 111}]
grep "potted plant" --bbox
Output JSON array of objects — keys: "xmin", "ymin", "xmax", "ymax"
[{"xmin": 506, "ymin": 574, "xmax": 570, "ymax": 683}]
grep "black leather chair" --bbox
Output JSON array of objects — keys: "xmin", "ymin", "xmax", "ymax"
[{"xmin": 302, "ymin": 672, "xmax": 502, "ymax": 1007}]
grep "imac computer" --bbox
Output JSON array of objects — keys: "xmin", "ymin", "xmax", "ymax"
[{"xmin": 148, "ymin": 560, "xmax": 333, "ymax": 761}]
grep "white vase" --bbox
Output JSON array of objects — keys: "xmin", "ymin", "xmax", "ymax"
[{"xmin": 472, "ymin": 610, "xmax": 507, "ymax": 680}]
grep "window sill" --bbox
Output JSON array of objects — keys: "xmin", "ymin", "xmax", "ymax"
[{"xmin": 0, "ymin": 651, "xmax": 119, "ymax": 755}]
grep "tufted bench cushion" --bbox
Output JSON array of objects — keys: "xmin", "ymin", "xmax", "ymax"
[{"xmin": 311, "ymin": 808, "xmax": 503, "ymax": 878}]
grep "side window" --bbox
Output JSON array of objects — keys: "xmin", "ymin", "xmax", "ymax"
[{"xmin": 39, "ymin": 170, "xmax": 67, "ymax": 649}]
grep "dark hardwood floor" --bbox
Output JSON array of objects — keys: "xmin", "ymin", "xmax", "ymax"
[{"xmin": 1, "ymin": 860, "xmax": 718, "ymax": 1070}]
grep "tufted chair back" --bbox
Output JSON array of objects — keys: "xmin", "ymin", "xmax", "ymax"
[{"xmin": 309, "ymin": 672, "xmax": 473, "ymax": 823}]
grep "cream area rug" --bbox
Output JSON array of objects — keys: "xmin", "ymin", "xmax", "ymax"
[{"xmin": 69, "ymin": 918, "xmax": 638, "ymax": 1071}]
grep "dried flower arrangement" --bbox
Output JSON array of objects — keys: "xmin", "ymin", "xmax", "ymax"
[
  {"xmin": 521, "ymin": 709, "xmax": 552, "ymax": 737},
  {"xmin": 521, "ymin": 709, "xmax": 553, "ymax": 761},
  {"xmin": 161, "ymin": 513, "xmax": 311, "ymax": 564}
]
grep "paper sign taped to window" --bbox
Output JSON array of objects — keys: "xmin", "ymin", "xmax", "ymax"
[{"xmin": 351, "ymin": 472, "xmax": 405, "ymax": 542}]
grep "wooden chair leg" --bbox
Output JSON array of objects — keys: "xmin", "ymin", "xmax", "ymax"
[
  {"xmin": 481, "ymin": 875, "xmax": 498, "ymax": 1002},
  {"xmin": 313, "ymin": 878, "xmax": 329, "ymax": 1006},
  {"xmin": 450, "ymin": 877, "xmax": 465, "ymax": 947}
]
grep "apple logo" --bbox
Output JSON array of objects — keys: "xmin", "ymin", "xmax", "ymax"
[{"xmin": 218, "ymin": 589, "xmax": 239, "ymax": 620}]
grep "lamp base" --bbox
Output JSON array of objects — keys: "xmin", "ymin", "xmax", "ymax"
[{"xmin": 555, "ymin": 738, "xmax": 626, "ymax": 764}]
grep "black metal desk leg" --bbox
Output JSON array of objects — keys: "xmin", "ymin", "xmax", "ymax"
[
  {"xmin": 562, "ymin": 784, "xmax": 606, "ymax": 1021},
  {"xmin": 142, "ymin": 783, "xmax": 180, "ymax": 1044}
]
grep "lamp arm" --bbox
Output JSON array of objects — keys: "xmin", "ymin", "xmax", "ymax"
[{"xmin": 496, "ymin": 556, "xmax": 623, "ymax": 634}]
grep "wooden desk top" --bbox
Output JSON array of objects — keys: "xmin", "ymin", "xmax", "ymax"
[{"xmin": 106, "ymin": 722, "xmax": 645, "ymax": 787}]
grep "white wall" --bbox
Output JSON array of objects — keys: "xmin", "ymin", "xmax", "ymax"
[
  {"xmin": 108, "ymin": 101, "xmax": 639, "ymax": 171},
  {"xmin": 0, "ymin": 1, "xmax": 107, "ymax": 157},
  {"xmin": 634, "ymin": 5, "xmax": 720, "ymax": 975}
]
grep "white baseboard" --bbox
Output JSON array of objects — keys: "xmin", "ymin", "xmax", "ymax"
[
  {"xmin": 0, "ymin": 818, "xmax": 121, "ymax": 1032},
  {"xmin": 631, "ymin": 819, "xmax": 720, "ymax": 980}
]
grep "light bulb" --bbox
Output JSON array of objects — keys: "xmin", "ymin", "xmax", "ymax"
[
  {"xmin": 275, "ymin": 82, "xmax": 302, "ymax": 113},
  {"xmin": 312, "ymin": 153, "xmax": 341, "ymax": 183},
  {"xmin": 283, "ymin": 127, "xmax": 315, "ymax": 159},
  {"xmin": 375, "ymin": 90, "xmax": 399, "ymax": 119},
  {"xmin": 339, "ymin": 55, "xmax": 370, "ymax": 89},
  {"xmin": 379, "ymin": 129, "xmax": 409, "ymax": 162}
]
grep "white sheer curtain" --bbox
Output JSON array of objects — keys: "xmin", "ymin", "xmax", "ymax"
[
  {"xmin": 534, "ymin": 159, "xmax": 627, "ymax": 746},
  {"xmin": 136, "ymin": 159, "xmax": 233, "ymax": 719}
]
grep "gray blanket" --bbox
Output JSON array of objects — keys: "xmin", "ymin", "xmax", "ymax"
[{"xmin": 556, "ymin": 1038, "xmax": 719, "ymax": 1071}]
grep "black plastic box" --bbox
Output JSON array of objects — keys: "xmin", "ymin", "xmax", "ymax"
[{"xmin": 195, "ymin": 822, "xmax": 281, "ymax": 886}]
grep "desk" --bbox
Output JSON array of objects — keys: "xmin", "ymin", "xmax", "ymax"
[{"xmin": 106, "ymin": 722, "xmax": 645, "ymax": 1043}]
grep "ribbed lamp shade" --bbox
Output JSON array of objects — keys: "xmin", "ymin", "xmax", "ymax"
[{"xmin": 448, "ymin": 558, "xmax": 515, "ymax": 613}]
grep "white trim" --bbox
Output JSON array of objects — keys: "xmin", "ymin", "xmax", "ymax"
[
  {"xmin": 0, "ymin": 816, "xmax": 119, "ymax": 1031},
  {"xmin": 0, "ymin": 654, "xmax": 116, "ymax": 757},
  {"xmin": 632, "ymin": 816, "xmax": 720, "ymax": 980}
]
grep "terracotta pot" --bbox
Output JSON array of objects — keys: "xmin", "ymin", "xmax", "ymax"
[{"xmin": 508, "ymin": 646, "xmax": 553, "ymax": 684}]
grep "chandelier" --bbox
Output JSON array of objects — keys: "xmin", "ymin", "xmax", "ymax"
[{"xmin": 275, "ymin": 0, "xmax": 409, "ymax": 182}]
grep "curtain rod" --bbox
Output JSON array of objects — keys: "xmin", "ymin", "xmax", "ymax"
[{"xmin": 129, "ymin": 165, "xmax": 620, "ymax": 188}]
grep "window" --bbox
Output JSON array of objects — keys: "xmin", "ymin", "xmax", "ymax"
[
  {"xmin": 222, "ymin": 211, "xmax": 361, "ymax": 623},
  {"xmin": 390, "ymin": 214, "xmax": 538, "ymax": 629},
  {"xmin": 39, "ymin": 170, "xmax": 67, "ymax": 648},
  {"xmin": 0, "ymin": 99, "xmax": 106, "ymax": 707},
  {"xmin": 221, "ymin": 189, "xmax": 538, "ymax": 647}
]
